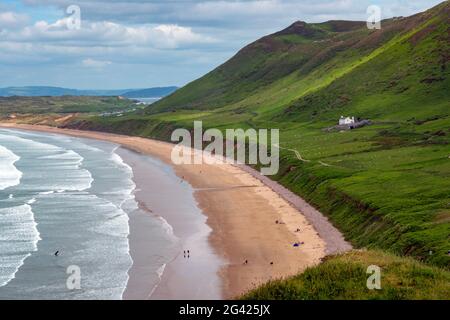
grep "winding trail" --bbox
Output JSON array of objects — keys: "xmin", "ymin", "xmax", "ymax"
[
  {"xmin": 275, "ymin": 144, "xmax": 311, "ymax": 163},
  {"xmin": 275, "ymin": 144, "xmax": 336, "ymax": 168}
]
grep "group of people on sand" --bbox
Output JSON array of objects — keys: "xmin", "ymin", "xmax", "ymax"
[
  {"xmin": 183, "ymin": 250, "xmax": 190, "ymax": 258},
  {"xmin": 275, "ymin": 219, "xmax": 306, "ymax": 247},
  {"xmin": 241, "ymin": 219, "xmax": 306, "ymax": 266}
]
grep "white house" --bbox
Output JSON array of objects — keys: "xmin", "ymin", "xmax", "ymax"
[{"xmin": 339, "ymin": 116, "xmax": 355, "ymax": 125}]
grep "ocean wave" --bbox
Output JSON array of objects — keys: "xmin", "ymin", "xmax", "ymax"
[
  {"xmin": 0, "ymin": 204, "xmax": 41, "ymax": 287},
  {"xmin": 0, "ymin": 145, "xmax": 23, "ymax": 191},
  {"xmin": 156, "ymin": 216, "xmax": 176, "ymax": 238},
  {"xmin": 156, "ymin": 264, "xmax": 167, "ymax": 279},
  {"xmin": 0, "ymin": 133, "xmax": 93, "ymax": 192},
  {"xmin": 39, "ymin": 191, "xmax": 54, "ymax": 195},
  {"xmin": 68, "ymin": 192, "xmax": 133, "ymax": 299},
  {"xmin": 112, "ymin": 150, "xmax": 136, "ymax": 205},
  {"xmin": 148, "ymin": 263, "xmax": 167, "ymax": 299}
]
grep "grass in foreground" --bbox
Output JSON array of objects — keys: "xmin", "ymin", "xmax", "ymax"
[{"xmin": 242, "ymin": 250, "xmax": 450, "ymax": 300}]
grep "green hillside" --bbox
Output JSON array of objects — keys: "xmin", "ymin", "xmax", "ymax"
[{"xmin": 50, "ymin": 2, "xmax": 450, "ymax": 270}]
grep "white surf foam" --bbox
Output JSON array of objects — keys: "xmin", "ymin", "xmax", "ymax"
[
  {"xmin": 0, "ymin": 204, "xmax": 41, "ymax": 287},
  {"xmin": 147, "ymin": 263, "xmax": 167, "ymax": 299},
  {"xmin": 0, "ymin": 133, "xmax": 93, "ymax": 193},
  {"xmin": 156, "ymin": 216, "xmax": 176, "ymax": 237},
  {"xmin": 39, "ymin": 191, "xmax": 54, "ymax": 195},
  {"xmin": 110, "ymin": 148, "xmax": 137, "ymax": 210},
  {"xmin": 0, "ymin": 145, "xmax": 22, "ymax": 191}
]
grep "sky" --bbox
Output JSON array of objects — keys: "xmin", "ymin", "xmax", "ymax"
[{"xmin": 0, "ymin": 0, "xmax": 443, "ymax": 89}]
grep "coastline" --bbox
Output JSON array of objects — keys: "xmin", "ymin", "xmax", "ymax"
[{"xmin": 0, "ymin": 123, "xmax": 351, "ymax": 299}]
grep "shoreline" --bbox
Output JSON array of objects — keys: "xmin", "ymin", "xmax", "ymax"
[
  {"xmin": 117, "ymin": 147, "xmax": 223, "ymax": 300},
  {"xmin": 0, "ymin": 123, "xmax": 351, "ymax": 299}
]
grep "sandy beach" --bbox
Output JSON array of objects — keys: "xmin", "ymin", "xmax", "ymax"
[{"xmin": 0, "ymin": 123, "xmax": 351, "ymax": 299}]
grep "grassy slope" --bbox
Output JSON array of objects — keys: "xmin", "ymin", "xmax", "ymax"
[
  {"xmin": 242, "ymin": 250, "xmax": 450, "ymax": 300},
  {"xmin": 69, "ymin": 2, "xmax": 450, "ymax": 270}
]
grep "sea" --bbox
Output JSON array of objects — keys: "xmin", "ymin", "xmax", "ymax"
[
  {"xmin": 134, "ymin": 97, "xmax": 161, "ymax": 105},
  {"xmin": 0, "ymin": 128, "xmax": 181, "ymax": 299}
]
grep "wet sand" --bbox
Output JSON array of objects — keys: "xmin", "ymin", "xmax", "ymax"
[
  {"xmin": 0, "ymin": 123, "xmax": 351, "ymax": 299},
  {"xmin": 118, "ymin": 147, "xmax": 223, "ymax": 300}
]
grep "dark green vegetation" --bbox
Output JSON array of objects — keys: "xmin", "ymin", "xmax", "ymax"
[
  {"xmin": 0, "ymin": 96, "xmax": 136, "ymax": 114},
  {"xmin": 242, "ymin": 250, "xmax": 450, "ymax": 300},
  {"xmin": 70, "ymin": 2, "xmax": 449, "ymax": 269}
]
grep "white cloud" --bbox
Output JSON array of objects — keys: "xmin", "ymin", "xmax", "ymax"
[
  {"xmin": 0, "ymin": 17, "xmax": 214, "ymax": 49},
  {"xmin": 81, "ymin": 58, "xmax": 112, "ymax": 68},
  {"xmin": 0, "ymin": 11, "xmax": 29, "ymax": 30},
  {"xmin": 153, "ymin": 24, "xmax": 215, "ymax": 48}
]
